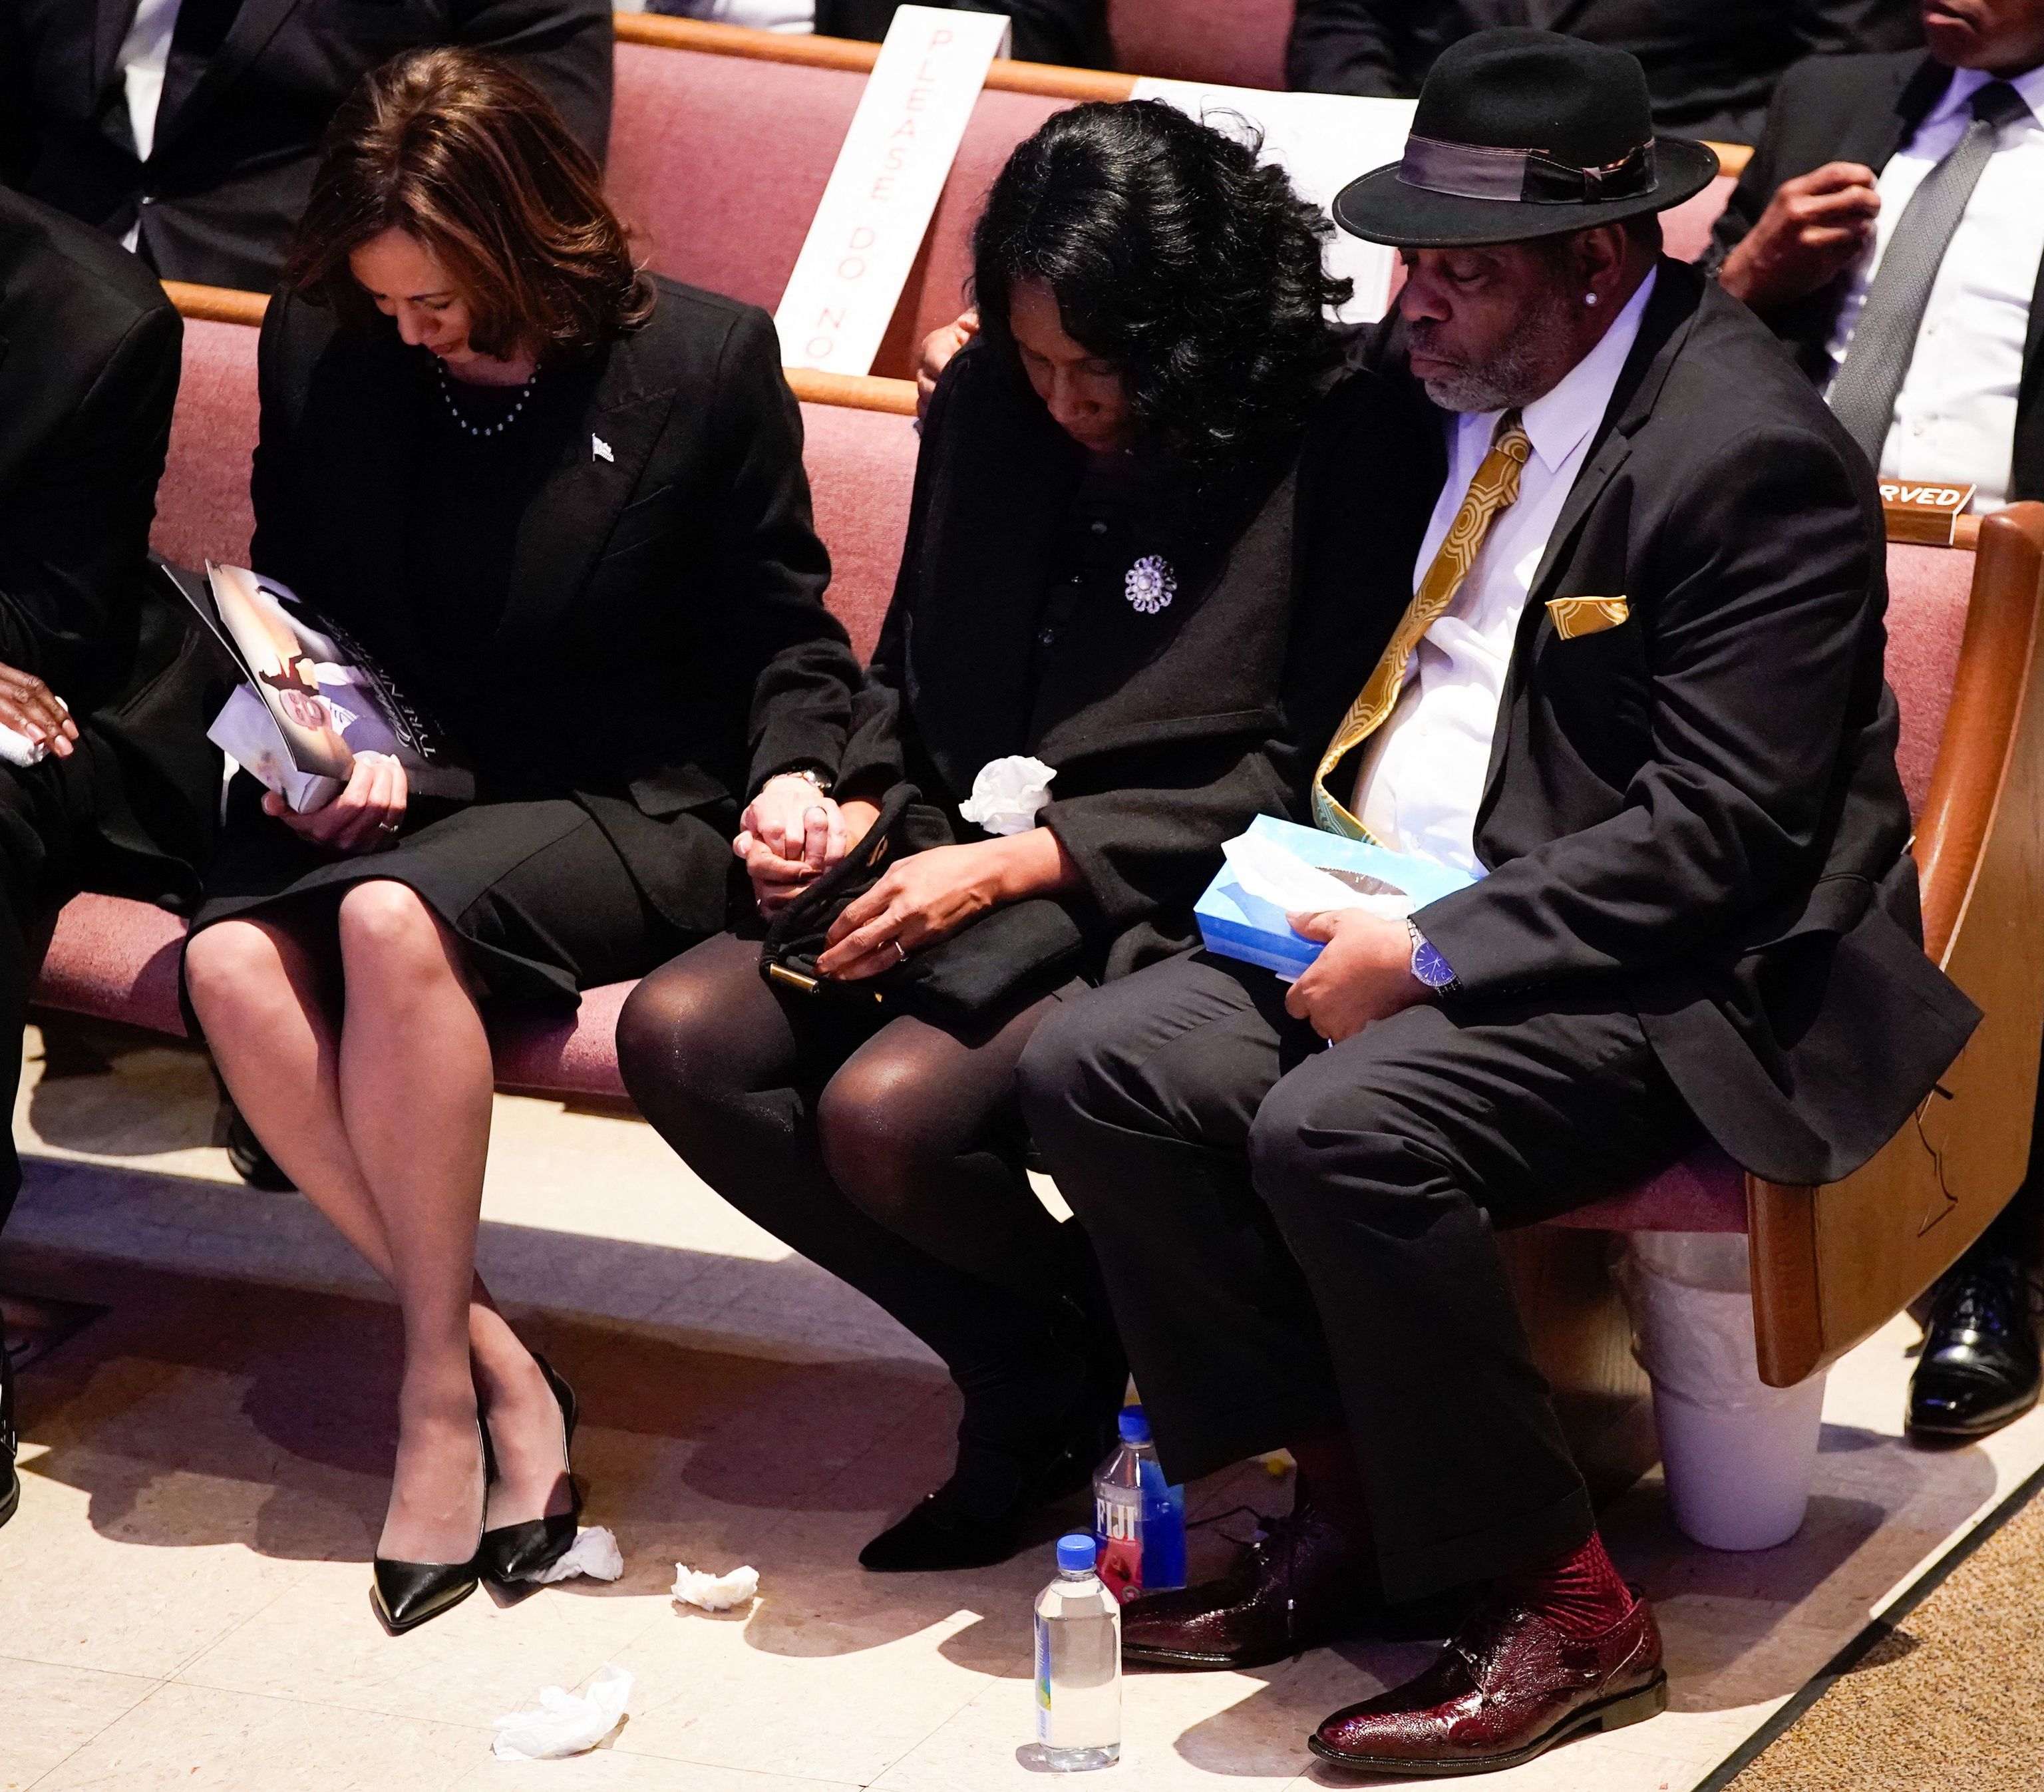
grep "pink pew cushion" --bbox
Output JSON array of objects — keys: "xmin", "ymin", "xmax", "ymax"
[
  {"xmin": 152, "ymin": 316, "xmax": 259, "ymax": 572},
  {"xmin": 1885, "ymin": 540, "xmax": 1975, "ymax": 818},
  {"xmin": 799, "ymin": 399, "xmax": 918, "ymax": 659},
  {"xmin": 490, "ymin": 980, "xmax": 635, "ymax": 1103},
  {"xmin": 1663, "ymin": 173, "xmax": 1735, "ymax": 266},
  {"xmin": 37, "ymin": 893, "xmax": 191, "ymax": 1037},
  {"xmin": 1543, "ymin": 1144, "xmax": 1747, "ymax": 1232},
  {"xmin": 1108, "ymin": 0, "xmax": 1290, "ymax": 89}
]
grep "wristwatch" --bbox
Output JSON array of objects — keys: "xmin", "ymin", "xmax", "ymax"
[
  {"xmin": 1407, "ymin": 919, "xmax": 1460, "ymax": 998},
  {"xmin": 776, "ymin": 767, "xmax": 832, "ymax": 795}
]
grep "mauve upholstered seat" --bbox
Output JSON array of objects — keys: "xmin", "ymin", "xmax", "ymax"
[
  {"xmin": 1106, "ymin": 0, "xmax": 1290, "ymax": 89},
  {"xmin": 607, "ymin": 44, "xmax": 1069, "ymax": 379},
  {"xmin": 152, "ymin": 316, "xmax": 259, "ymax": 570}
]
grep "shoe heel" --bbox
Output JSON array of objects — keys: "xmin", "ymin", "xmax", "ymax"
[{"xmin": 1594, "ymin": 1674, "xmax": 1669, "ymax": 1735}]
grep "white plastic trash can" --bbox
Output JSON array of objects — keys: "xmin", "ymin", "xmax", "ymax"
[{"xmin": 1618, "ymin": 1232, "xmax": 1828, "ymax": 1552}]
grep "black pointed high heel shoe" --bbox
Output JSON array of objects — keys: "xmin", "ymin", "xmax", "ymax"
[
  {"xmin": 371, "ymin": 1417, "xmax": 486, "ymax": 1634},
  {"xmin": 478, "ymin": 1355, "xmax": 583, "ymax": 1585}
]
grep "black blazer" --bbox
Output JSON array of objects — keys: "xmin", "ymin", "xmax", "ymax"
[
  {"xmin": 1287, "ymin": 0, "xmax": 1920, "ymax": 145},
  {"xmin": 0, "ymin": 184, "xmax": 224, "ymax": 905},
  {"xmin": 1705, "ymin": 51, "xmax": 2044, "ymax": 503},
  {"xmin": 809, "ymin": 0, "xmax": 1108, "ymax": 67},
  {"xmin": 250, "ymin": 277, "xmax": 860, "ymax": 936},
  {"xmin": 0, "ymin": 0, "xmax": 612, "ymax": 293},
  {"xmin": 836, "ymin": 340, "xmax": 1436, "ymax": 981},
  {"xmin": 1339, "ymin": 262, "xmax": 1979, "ymax": 1186}
]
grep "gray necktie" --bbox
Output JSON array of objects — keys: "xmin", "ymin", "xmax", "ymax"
[{"xmin": 1826, "ymin": 80, "xmax": 2031, "ymax": 464}]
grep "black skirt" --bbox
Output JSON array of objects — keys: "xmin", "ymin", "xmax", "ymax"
[{"xmin": 189, "ymin": 777, "xmax": 713, "ymax": 1010}]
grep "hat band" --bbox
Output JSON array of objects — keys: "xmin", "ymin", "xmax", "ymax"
[{"xmin": 1397, "ymin": 135, "xmax": 1657, "ymax": 206}]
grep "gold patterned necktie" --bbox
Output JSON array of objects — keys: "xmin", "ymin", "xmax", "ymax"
[{"xmin": 1311, "ymin": 410, "xmax": 1533, "ymax": 838}]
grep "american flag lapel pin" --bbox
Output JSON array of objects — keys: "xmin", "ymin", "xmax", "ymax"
[{"xmin": 591, "ymin": 435, "xmax": 614, "ymax": 464}]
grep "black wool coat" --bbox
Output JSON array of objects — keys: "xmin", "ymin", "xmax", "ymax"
[
  {"xmin": 0, "ymin": 0, "xmax": 613, "ymax": 293},
  {"xmin": 1340, "ymin": 260, "xmax": 1979, "ymax": 1187},
  {"xmin": 836, "ymin": 339, "xmax": 1437, "ymax": 982},
  {"xmin": 1705, "ymin": 51, "xmax": 2044, "ymax": 504},
  {"xmin": 0, "ymin": 184, "xmax": 224, "ymax": 904},
  {"xmin": 250, "ymin": 278, "xmax": 861, "ymax": 938}
]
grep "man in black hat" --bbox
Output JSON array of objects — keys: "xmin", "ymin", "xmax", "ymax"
[{"xmin": 1019, "ymin": 28, "xmax": 1977, "ymax": 1777}]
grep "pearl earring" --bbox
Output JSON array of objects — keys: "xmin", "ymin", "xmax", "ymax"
[{"xmin": 1584, "ymin": 292, "xmax": 1600, "ymax": 307}]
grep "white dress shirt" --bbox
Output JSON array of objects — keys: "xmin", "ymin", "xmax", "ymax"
[
  {"xmin": 117, "ymin": 0, "xmax": 184, "ymax": 251},
  {"xmin": 1824, "ymin": 63, "xmax": 2044, "ymax": 510},
  {"xmin": 657, "ymin": 0, "xmax": 816, "ymax": 31},
  {"xmin": 1353, "ymin": 269, "xmax": 1657, "ymax": 878}
]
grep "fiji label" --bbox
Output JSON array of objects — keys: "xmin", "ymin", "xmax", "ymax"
[{"xmin": 1095, "ymin": 1489, "xmax": 1143, "ymax": 1604}]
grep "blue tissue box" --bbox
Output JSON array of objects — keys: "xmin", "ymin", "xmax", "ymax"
[{"xmin": 1194, "ymin": 815, "xmax": 1478, "ymax": 980}]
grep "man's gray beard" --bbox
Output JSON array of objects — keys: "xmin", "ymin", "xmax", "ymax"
[{"xmin": 1417, "ymin": 273, "xmax": 1576, "ymax": 413}]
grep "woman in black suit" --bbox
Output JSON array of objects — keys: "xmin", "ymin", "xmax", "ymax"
[
  {"xmin": 182, "ymin": 49, "xmax": 860, "ymax": 1632},
  {"xmin": 617, "ymin": 102, "xmax": 1423, "ymax": 1572}
]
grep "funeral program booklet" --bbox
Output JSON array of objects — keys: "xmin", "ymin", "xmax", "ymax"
[{"xmin": 162, "ymin": 562, "xmax": 473, "ymax": 814}]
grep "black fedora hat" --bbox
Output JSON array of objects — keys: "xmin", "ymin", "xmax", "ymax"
[{"xmin": 1332, "ymin": 29, "xmax": 1718, "ymax": 248}]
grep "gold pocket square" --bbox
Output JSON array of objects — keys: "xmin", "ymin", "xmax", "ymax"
[{"xmin": 1546, "ymin": 595, "xmax": 1630, "ymax": 640}]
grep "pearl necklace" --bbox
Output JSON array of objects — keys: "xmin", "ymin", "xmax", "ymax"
[{"xmin": 436, "ymin": 361, "xmax": 536, "ymax": 437}]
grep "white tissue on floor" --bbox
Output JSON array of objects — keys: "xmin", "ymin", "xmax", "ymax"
[
  {"xmin": 672, "ymin": 1562, "xmax": 760, "ymax": 1611},
  {"xmin": 491, "ymin": 1664, "xmax": 632, "ymax": 1761},
  {"xmin": 528, "ymin": 1526, "xmax": 624, "ymax": 1584}
]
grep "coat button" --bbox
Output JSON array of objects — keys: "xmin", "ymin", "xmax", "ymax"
[{"xmin": 1089, "ymin": 520, "xmax": 1107, "ymax": 535}]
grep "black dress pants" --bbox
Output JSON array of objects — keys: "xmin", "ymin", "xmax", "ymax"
[
  {"xmin": 0, "ymin": 745, "xmax": 104, "ymax": 1228},
  {"xmin": 1017, "ymin": 951, "xmax": 1703, "ymax": 1601}
]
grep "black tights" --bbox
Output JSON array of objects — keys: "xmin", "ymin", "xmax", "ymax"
[{"xmin": 617, "ymin": 932, "xmax": 1118, "ymax": 1441}]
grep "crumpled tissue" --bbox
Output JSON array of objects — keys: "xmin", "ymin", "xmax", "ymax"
[
  {"xmin": 492, "ymin": 1664, "xmax": 632, "ymax": 1761},
  {"xmin": 958, "ymin": 755, "xmax": 1057, "ymax": 836},
  {"xmin": 0, "ymin": 694, "xmax": 69, "ymax": 769},
  {"xmin": 527, "ymin": 1525, "xmax": 624, "ymax": 1585},
  {"xmin": 672, "ymin": 1562, "xmax": 760, "ymax": 1612}
]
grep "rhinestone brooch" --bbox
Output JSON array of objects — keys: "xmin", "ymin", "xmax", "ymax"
[{"xmin": 1124, "ymin": 554, "xmax": 1176, "ymax": 615}]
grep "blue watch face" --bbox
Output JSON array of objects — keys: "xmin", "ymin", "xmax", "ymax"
[{"xmin": 1412, "ymin": 938, "xmax": 1457, "ymax": 990}]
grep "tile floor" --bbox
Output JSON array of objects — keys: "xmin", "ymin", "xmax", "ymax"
[{"xmin": 3, "ymin": 1023, "xmax": 2041, "ymax": 1791}]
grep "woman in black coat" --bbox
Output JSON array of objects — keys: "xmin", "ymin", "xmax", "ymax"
[
  {"xmin": 182, "ymin": 49, "xmax": 860, "ymax": 1632},
  {"xmin": 618, "ymin": 101, "xmax": 1429, "ymax": 1572}
]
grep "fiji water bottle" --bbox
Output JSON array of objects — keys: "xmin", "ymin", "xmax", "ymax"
[
  {"xmin": 1034, "ymin": 1532, "xmax": 1121, "ymax": 1771},
  {"xmin": 1093, "ymin": 1405, "xmax": 1187, "ymax": 1603}
]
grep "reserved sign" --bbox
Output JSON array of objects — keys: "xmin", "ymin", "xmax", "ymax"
[
  {"xmin": 774, "ymin": 5, "xmax": 1009, "ymax": 376},
  {"xmin": 1880, "ymin": 480, "xmax": 1976, "ymax": 546}
]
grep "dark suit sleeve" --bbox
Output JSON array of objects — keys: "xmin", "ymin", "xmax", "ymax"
[
  {"xmin": 0, "ymin": 9, "xmax": 29, "ymax": 188},
  {"xmin": 703, "ymin": 309, "xmax": 860, "ymax": 799},
  {"xmin": 0, "ymin": 297, "xmax": 180, "ymax": 697},
  {"xmin": 955, "ymin": 0, "xmax": 1109, "ymax": 66},
  {"xmin": 454, "ymin": 0, "xmax": 613, "ymax": 166},
  {"xmin": 1415, "ymin": 424, "xmax": 1880, "ymax": 995},
  {"xmin": 248, "ymin": 295, "xmax": 321, "ymax": 594},
  {"xmin": 1286, "ymin": 0, "xmax": 1409, "ymax": 96},
  {"xmin": 1789, "ymin": 0, "xmax": 1923, "ymax": 59},
  {"xmin": 1702, "ymin": 73, "xmax": 1792, "ymax": 273}
]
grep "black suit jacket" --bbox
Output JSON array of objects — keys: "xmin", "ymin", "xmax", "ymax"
[
  {"xmin": 250, "ymin": 278, "xmax": 860, "ymax": 936},
  {"xmin": 0, "ymin": 0, "xmax": 613, "ymax": 293},
  {"xmin": 1287, "ymin": 0, "xmax": 1920, "ymax": 145},
  {"xmin": 836, "ymin": 340, "xmax": 1436, "ymax": 981},
  {"xmin": 1337, "ymin": 262, "xmax": 1979, "ymax": 1186},
  {"xmin": 0, "ymin": 184, "xmax": 224, "ymax": 905},
  {"xmin": 810, "ymin": 0, "xmax": 1108, "ymax": 67},
  {"xmin": 1706, "ymin": 51, "xmax": 2044, "ymax": 503}
]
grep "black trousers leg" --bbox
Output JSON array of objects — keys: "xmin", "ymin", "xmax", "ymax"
[
  {"xmin": 0, "ymin": 750, "xmax": 98, "ymax": 1231},
  {"xmin": 1023, "ymin": 953, "xmax": 1701, "ymax": 1602},
  {"xmin": 1019, "ymin": 954, "xmax": 1347, "ymax": 1477}
]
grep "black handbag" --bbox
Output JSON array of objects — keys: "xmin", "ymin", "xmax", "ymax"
[{"xmin": 759, "ymin": 783, "xmax": 1089, "ymax": 1023}]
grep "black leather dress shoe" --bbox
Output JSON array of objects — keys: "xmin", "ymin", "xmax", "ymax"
[
  {"xmin": 478, "ymin": 1356, "xmax": 583, "ymax": 1585},
  {"xmin": 1909, "ymin": 1253, "xmax": 2043, "ymax": 1441},
  {"xmin": 371, "ymin": 1418, "xmax": 487, "ymax": 1634}
]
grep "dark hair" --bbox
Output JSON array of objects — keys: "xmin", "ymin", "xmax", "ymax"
[
  {"xmin": 285, "ymin": 48, "xmax": 652, "ymax": 361},
  {"xmin": 971, "ymin": 101, "xmax": 1351, "ymax": 480}
]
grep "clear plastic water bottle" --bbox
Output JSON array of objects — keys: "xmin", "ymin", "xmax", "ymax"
[
  {"xmin": 1034, "ymin": 1532, "xmax": 1121, "ymax": 1771},
  {"xmin": 1093, "ymin": 1405, "xmax": 1187, "ymax": 1603}
]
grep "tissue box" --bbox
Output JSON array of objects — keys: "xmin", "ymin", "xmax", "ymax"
[{"xmin": 1196, "ymin": 815, "xmax": 1477, "ymax": 980}]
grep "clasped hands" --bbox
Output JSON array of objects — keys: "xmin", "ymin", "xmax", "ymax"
[{"xmin": 1282, "ymin": 908, "xmax": 1431, "ymax": 1044}]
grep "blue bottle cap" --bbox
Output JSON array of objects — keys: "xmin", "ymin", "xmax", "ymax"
[
  {"xmin": 1118, "ymin": 1405, "xmax": 1152, "ymax": 1443},
  {"xmin": 1057, "ymin": 1533, "xmax": 1099, "ymax": 1574}
]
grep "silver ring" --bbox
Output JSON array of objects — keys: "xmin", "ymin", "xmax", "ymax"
[
  {"xmin": 377, "ymin": 821, "xmax": 399, "ymax": 835},
  {"xmin": 891, "ymin": 938, "xmax": 908, "ymax": 965}
]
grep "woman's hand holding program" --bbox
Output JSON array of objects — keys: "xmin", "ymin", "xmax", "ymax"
[
  {"xmin": 816, "ymin": 826, "xmax": 1079, "ymax": 980},
  {"xmin": 737, "ymin": 775, "xmax": 879, "ymax": 916},
  {"xmin": 265, "ymin": 751, "xmax": 408, "ymax": 855}
]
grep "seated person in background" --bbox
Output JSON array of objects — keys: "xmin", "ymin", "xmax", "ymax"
[
  {"xmin": 616, "ymin": 100, "xmax": 1438, "ymax": 1575},
  {"xmin": 0, "ymin": 0, "xmax": 612, "ymax": 293},
  {"xmin": 0, "ymin": 184, "xmax": 225, "ymax": 1537},
  {"xmin": 649, "ymin": 0, "xmax": 1109, "ymax": 67},
  {"xmin": 1019, "ymin": 33, "xmax": 1977, "ymax": 1777},
  {"xmin": 1287, "ymin": 0, "xmax": 1922, "ymax": 145},
  {"xmin": 181, "ymin": 48, "xmax": 861, "ymax": 1635},
  {"xmin": 1711, "ymin": 0, "xmax": 2044, "ymax": 1444}
]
